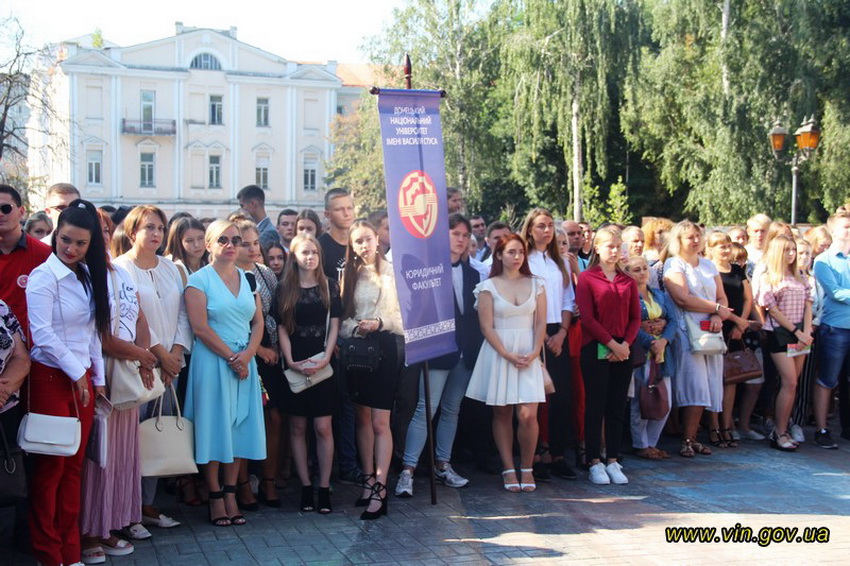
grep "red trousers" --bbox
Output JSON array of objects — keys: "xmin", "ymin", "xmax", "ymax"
[{"xmin": 27, "ymin": 361, "xmax": 94, "ymax": 566}]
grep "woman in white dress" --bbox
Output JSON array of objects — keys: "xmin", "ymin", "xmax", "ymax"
[
  {"xmin": 466, "ymin": 234, "xmax": 546, "ymax": 493},
  {"xmin": 114, "ymin": 206, "xmax": 192, "ymax": 531}
]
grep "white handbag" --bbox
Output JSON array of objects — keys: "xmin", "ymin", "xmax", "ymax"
[
  {"xmin": 139, "ymin": 384, "xmax": 198, "ymax": 477},
  {"xmin": 284, "ymin": 282, "xmax": 334, "ymax": 394},
  {"xmin": 107, "ymin": 270, "xmax": 165, "ymax": 410},
  {"xmin": 17, "ymin": 411, "xmax": 81, "ymax": 457},
  {"xmin": 684, "ymin": 314, "xmax": 727, "ymax": 356},
  {"xmin": 17, "ymin": 275, "xmax": 82, "ymax": 457}
]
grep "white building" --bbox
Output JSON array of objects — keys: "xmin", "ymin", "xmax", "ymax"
[{"xmin": 27, "ymin": 23, "xmax": 368, "ymax": 217}]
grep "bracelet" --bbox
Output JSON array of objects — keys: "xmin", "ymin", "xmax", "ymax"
[
  {"xmin": 714, "ymin": 303, "xmax": 721, "ymax": 313},
  {"xmin": 376, "ymin": 317, "xmax": 383, "ymax": 331}
]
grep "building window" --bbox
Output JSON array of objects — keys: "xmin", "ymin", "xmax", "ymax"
[
  {"xmin": 87, "ymin": 150, "xmax": 102, "ymax": 185},
  {"xmin": 209, "ymin": 95, "xmax": 223, "ymax": 125},
  {"xmin": 190, "ymin": 53, "xmax": 221, "ymax": 70},
  {"xmin": 256, "ymin": 98, "xmax": 269, "ymax": 127},
  {"xmin": 141, "ymin": 90, "xmax": 155, "ymax": 134},
  {"xmin": 303, "ymin": 157, "xmax": 318, "ymax": 192},
  {"xmin": 209, "ymin": 155, "xmax": 221, "ymax": 188},
  {"xmin": 140, "ymin": 153, "xmax": 155, "ymax": 187},
  {"xmin": 255, "ymin": 155, "xmax": 269, "ymax": 189}
]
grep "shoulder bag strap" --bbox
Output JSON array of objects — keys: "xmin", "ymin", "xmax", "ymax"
[{"xmin": 323, "ymin": 281, "xmax": 331, "ymax": 349}]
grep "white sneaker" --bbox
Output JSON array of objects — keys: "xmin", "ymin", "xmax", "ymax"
[
  {"xmin": 435, "ymin": 464, "xmax": 469, "ymax": 488},
  {"xmin": 395, "ymin": 469, "xmax": 414, "ymax": 498},
  {"xmin": 740, "ymin": 429, "xmax": 766, "ymax": 441},
  {"xmin": 790, "ymin": 424, "xmax": 806, "ymax": 444},
  {"xmin": 588, "ymin": 463, "xmax": 610, "ymax": 485},
  {"xmin": 605, "ymin": 462, "xmax": 629, "ymax": 484}
]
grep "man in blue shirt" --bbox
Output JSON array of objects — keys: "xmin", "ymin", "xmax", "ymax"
[{"xmin": 812, "ymin": 208, "xmax": 850, "ymax": 448}]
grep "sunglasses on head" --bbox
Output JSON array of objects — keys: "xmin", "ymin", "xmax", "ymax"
[
  {"xmin": 0, "ymin": 204, "xmax": 15, "ymax": 214},
  {"xmin": 216, "ymin": 235, "xmax": 243, "ymax": 247}
]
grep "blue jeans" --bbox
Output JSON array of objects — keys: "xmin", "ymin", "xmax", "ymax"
[
  {"xmin": 402, "ymin": 360, "xmax": 472, "ymax": 468},
  {"xmin": 817, "ymin": 324, "xmax": 850, "ymax": 389}
]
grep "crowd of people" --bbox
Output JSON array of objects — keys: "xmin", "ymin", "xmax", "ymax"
[{"xmin": 1, "ymin": 180, "xmax": 849, "ymax": 565}]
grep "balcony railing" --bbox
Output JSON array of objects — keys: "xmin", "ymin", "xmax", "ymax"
[{"xmin": 122, "ymin": 119, "xmax": 176, "ymax": 136}]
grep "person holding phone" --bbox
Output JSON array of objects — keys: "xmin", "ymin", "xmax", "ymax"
[{"xmin": 663, "ymin": 221, "xmax": 733, "ymax": 458}]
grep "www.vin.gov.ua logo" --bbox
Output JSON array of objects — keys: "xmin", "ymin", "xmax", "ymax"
[{"xmin": 397, "ymin": 170, "xmax": 438, "ymax": 239}]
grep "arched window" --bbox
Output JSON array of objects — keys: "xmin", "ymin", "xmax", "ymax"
[{"xmin": 190, "ymin": 53, "xmax": 221, "ymax": 70}]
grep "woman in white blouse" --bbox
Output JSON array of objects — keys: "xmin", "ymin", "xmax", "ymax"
[
  {"xmin": 340, "ymin": 220, "xmax": 404, "ymax": 521},
  {"xmin": 114, "ymin": 205, "xmax": 192, "ymax": 531},
  {"xmin": 26, "ymin": 199, "xmax": 111, "ymax": 566},
  {"xmin": 520, "ymin": 208, "xmax": 576, "ymax": 480}
]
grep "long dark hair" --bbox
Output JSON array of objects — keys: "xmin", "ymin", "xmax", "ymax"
[
  {"xmin": 164, "ymin": 216, "xmax": 209, "ymax": 271},
  {"xmin": 521, "ymin": 208, "xmax": 570, "ymax": 287},
  {"xmin": 341, "ymin": 220, "xmax": 384, "ymax": 320},
  {"xmin": 489, "ymin": 233, "xmax": 533, "ymax": 279},
  {"xmin": 53, "ymin": 199, "xmax": 111, "ymax": 336},
  {"xmin": 276, "ymin": 234, "xmax": 330, "ymax": 334}
]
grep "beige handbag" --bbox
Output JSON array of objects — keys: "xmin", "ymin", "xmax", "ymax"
[
  {"xmin": 139, "ymin": 384, "xmax": 198, "ymax": 477},
  {"xmin": 107, "ymin": 270, "xmax": 165, "ymax": 410}
]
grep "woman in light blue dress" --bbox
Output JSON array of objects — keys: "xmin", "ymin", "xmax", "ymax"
[{"xmin": 184, "ymin": 220, "xmax": 266, "ymax": 527}]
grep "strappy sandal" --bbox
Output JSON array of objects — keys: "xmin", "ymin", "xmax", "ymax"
[
  {"xmin": 691, "ymin": 441, "xmax": 712, "ymax": 455},
  {"xmin": 222, "ymin": 485, "xmax": 247, "ymax": 526},
  {"xmin": 636, "ymin": 447, "xmax": 664, "ymax": 460},
  {"xmin": 679, "ymin": 439, "xmax": 695, "ymax": 458},
  {"xmin": 501, "ymin": 469, "xmax": 520, "ymax": 492},
  {"xmin": 355, "ymin": 473, "xmax": 376, "ymax": 507},
  {"xmin": 207, "ymin": 490, "xmax": 231, "ymax": 527},
  {"xmin": 722, "ymin": 428, "xmax": 739, "ymax": 448},
  {"xmin": 709, "ymin": 428, "xmax": 728, "ymax": 448},
  {"xmin": 771, "ymin": 432, "xmax": 797, "ymax": 452},
  {"xmin": 519, "ymin": 468, "xmax": 537, "ymax": 492}
]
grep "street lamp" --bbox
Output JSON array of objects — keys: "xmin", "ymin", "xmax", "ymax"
[{"xmin": 768, "ymin": 117, "xmax": 821, "ymax": 225}]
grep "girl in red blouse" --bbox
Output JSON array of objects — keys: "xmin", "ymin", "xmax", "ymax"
[{"xmin": 575, "ymin": 227, "xmax": 641, "ymax": 485}]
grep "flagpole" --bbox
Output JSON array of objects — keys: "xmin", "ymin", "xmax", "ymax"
[{"xmin": 403, "ymin": 53, "xmax": 438, "ymax": 506}]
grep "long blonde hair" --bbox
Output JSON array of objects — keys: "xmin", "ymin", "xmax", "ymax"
[
  {"xmin": 587, "ymin": 226, "xmax": 626, "ymax": 274},
  {"xmin": 276, "ymin": 234, "xmax": 330, "ymax": 334},
  {"xmin": 761, "ymin": 235, "xmax": 803, "ymax": 287}
]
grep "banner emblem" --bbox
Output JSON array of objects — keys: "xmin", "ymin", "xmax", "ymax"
[{"xmin": 398, "ymin": 170, "xmax": 438, "ymax": 239}]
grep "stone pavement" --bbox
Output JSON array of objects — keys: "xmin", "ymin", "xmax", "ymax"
[{"xmin": 2, "ymin": 429, "xmax": 849, "ymax": 565}]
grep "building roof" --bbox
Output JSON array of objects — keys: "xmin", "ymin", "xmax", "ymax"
[{"xmin": 334, "ymin": 63, "xmax": 381, "ymax": 87}]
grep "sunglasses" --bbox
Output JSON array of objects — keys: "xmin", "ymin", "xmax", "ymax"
[
  {"xmin": 0, "ymin": 204, "xmax": 14, "ymax": 214},
  {"xmin": 216, "ymin": 235, "xmax": 243, "ymax": 247}
]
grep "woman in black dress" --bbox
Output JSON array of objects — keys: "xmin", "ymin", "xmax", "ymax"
[{"xmin": 276, "ymin": 234, "xmax": 341, "ymax": 513}]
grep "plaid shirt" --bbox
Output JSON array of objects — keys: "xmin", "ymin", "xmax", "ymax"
[{"xmin": 756, "ymin": 274, "xmax": 812, "ymax": 331}]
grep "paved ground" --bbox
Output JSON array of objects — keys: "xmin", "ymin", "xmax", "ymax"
[{"xmin": 2, "ymin": 426, "xmax": 849, "ymax": 565}]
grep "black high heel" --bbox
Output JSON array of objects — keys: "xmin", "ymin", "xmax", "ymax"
[
  {"xmin": 360, "ymin": 482, "xmax": 387, "ymax": 521},
  {"xmin": 355, "ymin": 473, "xmax": 375, "ymax": 507},
  {"xmin": 222, "ymin": 485, "xmax": 247, "ymax": 525},
  {"xmin": 300, "ymin": 485, "xmax": 315, "ymax": 512},
  {"xmin": 317, "ymin": 487, "xmax": 332, "ymax": 514},
  {"xmin": 257, "ymin": 478, "xmax": 281, "ymax": 508},
  {"xmin": 207, "ymin": 490, "xmax": 231, "ymax": 527},
  {"xmin": 236, "ymin": 480, "xmax": 259, "ymax": 511}
]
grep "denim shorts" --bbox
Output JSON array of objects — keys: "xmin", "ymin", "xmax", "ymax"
[{"xmin": 817, "ymin": 324, "xmax": 850, "ymax": 389}]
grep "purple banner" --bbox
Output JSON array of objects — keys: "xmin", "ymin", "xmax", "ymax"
[{"xmin": 377, "ymin": 89, "xmax": 456, "ymax": 365}]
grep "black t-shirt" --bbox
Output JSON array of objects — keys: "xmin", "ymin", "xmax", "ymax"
[
  {"xmin": 319, "ymin": 232, "xmax": 347, "ymax": 282},
  {"xmin": 719, "ymin": 263, "xmax": 747, "ymax": 339}
]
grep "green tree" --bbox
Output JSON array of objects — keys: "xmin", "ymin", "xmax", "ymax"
[
  {"xmin": 501, "ymin": 0, "xmax": 641, "ymax": 219},
  {"xmin": 364, "ymin": 0, "xmax": 514, "ymax": 213},
  {"xmin": 325, "ymin": 93, "xmax": 386, "ymax": 216}
]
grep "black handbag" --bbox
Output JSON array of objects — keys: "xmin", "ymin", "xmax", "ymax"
[
  {"xmin": 0, "ymin": 420, "xmax": 27, "ymax": 507},
  {"xmin": 338, "ymin": 335, "xmax": 381, "ymax": 373}
]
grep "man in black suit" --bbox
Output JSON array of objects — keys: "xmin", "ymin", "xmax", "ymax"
[{"xmin": 394, "ymin": 214, "xmax": 487, "ymax": 497}]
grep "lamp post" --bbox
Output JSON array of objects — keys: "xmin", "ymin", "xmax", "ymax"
[{"xmin": 769, "ymin": 117, "xmax": 821, "ymax": 225}]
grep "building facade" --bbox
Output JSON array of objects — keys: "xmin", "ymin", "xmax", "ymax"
[{"xmin": 27, "ymin": 23, "xmax": 365, "ymax": 217}]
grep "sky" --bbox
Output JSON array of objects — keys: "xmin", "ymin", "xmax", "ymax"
[{"xmin": 2, "ymin": 0, "xmax": 406, "ymax": 63}]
